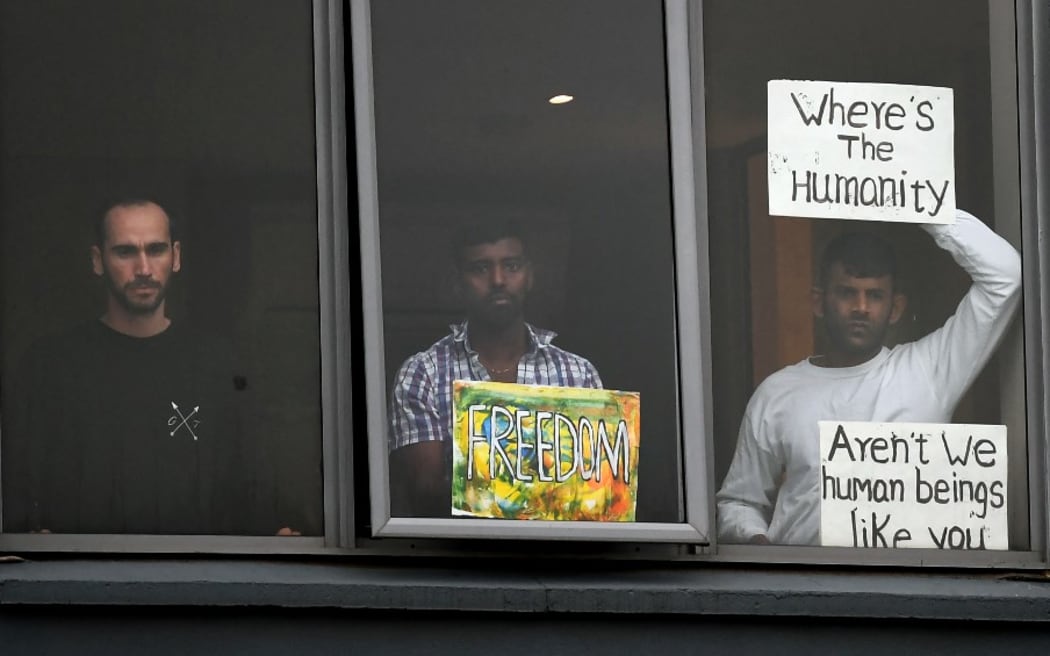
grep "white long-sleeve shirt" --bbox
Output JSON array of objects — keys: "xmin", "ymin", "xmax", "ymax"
[{"xmin": 716, "ymin": 210, "xmax": 1023, "ymax": 545}]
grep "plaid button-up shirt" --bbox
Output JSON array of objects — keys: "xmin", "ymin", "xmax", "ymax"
[{"xmin": 389, "ymin": 322, "xmax": 602, "ymax": 452}]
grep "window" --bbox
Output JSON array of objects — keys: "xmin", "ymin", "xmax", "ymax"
[
  {"xmin": 356, "ymin": 0, "xmax": 710, "ymax": 541},
  {"xmin": 699, "ymin": 0, "xmax": 1042, "ymax": 562},
  {"xmin": 0, "ymin": 0, "xmax": 1045, "ymax": 567},
  {"xmin": 0, "ymin": 0, "xmax": 328, "ymax": 548}
]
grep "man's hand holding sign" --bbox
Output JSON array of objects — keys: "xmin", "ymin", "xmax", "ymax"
[{"xmin": 715, "ymin": 80, "xmax": 1022, "ymax": 548}]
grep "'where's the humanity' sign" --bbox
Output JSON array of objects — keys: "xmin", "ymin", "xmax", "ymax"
[
  {"xmin": 820, "ymin": 422, "xmax": 1007, "ymax": 550},
  {"xmin": 452, "ymin": 380, "xmax": 640, "ymax": 521},
  {"xmin": 768, "ymin": 80, "xmax": 955, "ymax": 224}
]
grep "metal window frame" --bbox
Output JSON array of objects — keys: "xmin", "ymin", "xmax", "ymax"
[
  {"xmin": 3, "ymin": 0, "xmax": 1042, "ymax": 565},
  {"xmin": 1017, "ymin": 0, "xmax": 1050, "ymax": 566},
  {"xmin": 694, "ymin": 0, "xmax": 1048, "ymax": 568},
  {"xmin": 354, "ymin": 0, "xmax": 712, "ymax": 543},
  {"xmin": 0, "ymin": 0, "xmax": 346, "ymax": 554}
]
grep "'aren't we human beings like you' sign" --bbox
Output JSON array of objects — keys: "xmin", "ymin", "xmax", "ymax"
[
  {"xmin": 768, "ymin": 80, "xmax": 955, "ymax": 224},
  {"xmin": 819, "ymin": 421, "xmax": 1007, "ymax": 550}
]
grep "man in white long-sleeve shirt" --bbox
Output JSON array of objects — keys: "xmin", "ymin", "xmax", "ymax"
[{"xmin": 716, "ymin": 209, "xmax": 1022, "ymax": 545}]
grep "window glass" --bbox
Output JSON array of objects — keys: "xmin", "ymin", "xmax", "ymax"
[
  {"xmin": 0, "ymin": 0, "xmax": 323, "ymax": 536},
  {"xmin": 704, "ymin": 0, "xmax": 1028, "ymax": 549},
  {"xmin": 369, "ymin": 0, "xmax": 682, "ymax": 524}
]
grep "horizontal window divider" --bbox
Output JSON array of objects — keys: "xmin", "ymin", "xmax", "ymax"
[
  {"xmin": 373, "ymin": 519, "xmax": 708, "ymax": 544},
  {"xmin": 0, "ymin": 535, "xmax": 327, "ymax": 555},
  {"xmin": 710, "ymin": 545, "xmax": 1046, "ymax": 569}
]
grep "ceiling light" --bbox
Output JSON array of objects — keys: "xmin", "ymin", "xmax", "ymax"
[{"xmin": 548, "ymin": 94, "xmax": 574, "ymax": 105}]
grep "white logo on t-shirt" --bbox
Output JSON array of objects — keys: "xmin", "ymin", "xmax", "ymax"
[{"xmin": 168, "ymin": 401, "xmax": 201, "ymax": 440}]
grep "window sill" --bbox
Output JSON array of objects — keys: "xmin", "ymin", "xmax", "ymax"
[{"xmin": 2, "ymin": 558, "xmax": 1050, "ymax": 622}]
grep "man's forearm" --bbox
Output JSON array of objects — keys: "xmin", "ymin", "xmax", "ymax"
[
  {"xmin": 923, "ymin": 209, "xmax": 1022, "ymax": 305},
  {"xmin": 913, "ymin": 209, "xmax": 1022, "ymax": 404},
  {"xmin": 717, "ymin": 499, "xmax": 772, "ymax": 544},
  {"xmin": 390, "ymin": 441, "xmax": 450, "ymax": 518}
]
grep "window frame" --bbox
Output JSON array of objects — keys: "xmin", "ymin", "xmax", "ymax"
[
  {"xmin": 0, "ymin": 0, "xmax": 1044, "ymax": 568},
  {"xmin": 0, "ymin": 0, "xmax": 346, "ymax": 555},
  {"xmin": 692, "ymin": 0, "xmax": 1049, "ymax": 568},
  {"xmin": 354, "ymin": 0, "xmax": 712, "ymax": 543},
  {"xmin": 1016, "ymin": 0, "xmax": 1050, "ymax": 568}
]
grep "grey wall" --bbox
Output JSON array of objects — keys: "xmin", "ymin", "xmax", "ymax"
[{"xmin": 3, "ymin": 607, "xmax": 1050, "ymax": 655}]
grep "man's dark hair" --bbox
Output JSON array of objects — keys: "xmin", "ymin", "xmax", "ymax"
[
  {"xmin": 452, "ymin": 219, "xmax": 528, "ymax": 269},
  {"xmin": 93, "ymin": 197, "xmax": 179, "ymax": 247},
  {"xmin": 819, "ymin": 232, "xmax": 897, "ymax": 290}
]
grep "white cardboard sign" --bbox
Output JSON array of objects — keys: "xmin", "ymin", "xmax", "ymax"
[
  {"xmin": 768, "ymin": 80, "xmax": 955, "ymax": 224},
  {"xmin": 819, "ymin": 421, "xmax": 1007, "ymax": 550}
]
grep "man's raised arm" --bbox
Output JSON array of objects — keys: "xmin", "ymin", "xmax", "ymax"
[{"xmin": 912, "ymin": 209, "xmax": 1023, "ymax": 405}]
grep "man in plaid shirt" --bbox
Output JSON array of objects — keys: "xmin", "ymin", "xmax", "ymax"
[{"xmin": 388, "ymin": 222, "xmax": 603, "ymax": 517}]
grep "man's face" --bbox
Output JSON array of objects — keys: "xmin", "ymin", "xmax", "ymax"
[
  {"xmin": 458, "ymin": 237, "xmax": 533, "ymax": 329},
  {"xmin": 91, "ymin": 202, "xmax": 181, "ymax": 316},
  {"xmin": 813, "ymin": 262, "xmax": 905, "ymax": 363}
]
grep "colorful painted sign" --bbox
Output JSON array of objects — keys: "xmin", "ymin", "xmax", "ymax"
[
  {"xmin": 768, "ymin": 80, "xmax": 955, "ymax": 224},
  {"xmin": 452, "ymin": 381, "xmax": 640, "ymax": 521},
  {"xmin": 819, "ymin": 421, "xmax": 1008, "ymax": 550}
]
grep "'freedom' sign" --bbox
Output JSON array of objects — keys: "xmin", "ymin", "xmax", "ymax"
[
  {"xmin": 452, "ymin": 381, "xmax": 640, "ymax": 521},
  {"xmin": 768, "ymin": 80, "xmax": 955, "ymax": 224}
]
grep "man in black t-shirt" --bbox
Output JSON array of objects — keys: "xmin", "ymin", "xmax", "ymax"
[{"xmin": 2, "ymin": 199, "xmax": 264, "ymax": 534}]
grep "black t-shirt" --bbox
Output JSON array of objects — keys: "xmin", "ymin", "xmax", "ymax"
[{"xmin": 3, "ymin": 320, "xmax": 252, "ymax": 534}]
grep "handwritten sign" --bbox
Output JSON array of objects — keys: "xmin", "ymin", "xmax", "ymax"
[
  {"xmin": 768, "ymin": 80, "xmax": 955, "ymax": 224},
  {"xmin": 819, "ymin": 422, "xmax": 1007, "ymax": 550},
  {"xmin": 452, "ymin": 381, "xmax": 640, "ymax": 521}
]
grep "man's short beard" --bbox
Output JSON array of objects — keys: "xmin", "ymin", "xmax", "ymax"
[
  {"xmin": 827, "ymin": 327, "xmax": 888, "ymax": 355},
  {"xmin": 823, "ymin": 310, "xmax": 891, "ymax": 356},
  {"xmin": 472, "ymin": 306, "xmax": 520, "ymax": 331},
  {"xmin": 469, "ymin": 294, "xmax": 527, "ymax": 331},
  {"xmin": 106, "ymin": 277, "xmax": 167, "ymax": 315}
]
